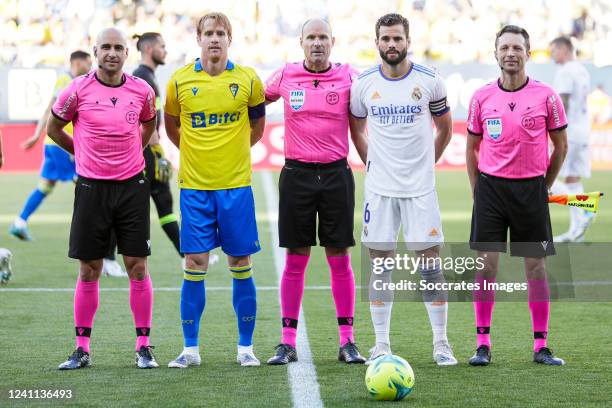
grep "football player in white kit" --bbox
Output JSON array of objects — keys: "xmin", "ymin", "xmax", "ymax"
[
  {"xmin": 550, "ymin": 36, "xmax": 594, "ymax": 242},
  {"xmin": 349, "ymin": 13, "xmax": 455, "ymax": 366}
]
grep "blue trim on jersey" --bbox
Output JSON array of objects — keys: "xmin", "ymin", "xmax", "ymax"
[
  {"xmin": 413, "ymin": 63, "xmax": 435, "ymax": 76},
  {"xmin": 378, "ymin": 64, "xmax": 413, "ymax": 81},
  {"xmin": 357, "ymin": 66, "xmax": 378, "ymax": 80},
  {"xmin": 194, "ymin": 58, "xmax": 235, "ymax": 72},
  {"xmin": 413, "ymin": 67, "xmax": 435, "ymax": 78}
]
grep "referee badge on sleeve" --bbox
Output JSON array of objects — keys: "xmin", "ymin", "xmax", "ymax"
[{"xmin": 485, "ymin": 118, "xmax": 502, "ymax": 140}]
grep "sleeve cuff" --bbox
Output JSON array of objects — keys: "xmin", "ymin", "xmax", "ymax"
[
  {"xmin": 350, "ymin": 111, "xmax": 367, "ymax": 119},
  {"xmin": 548, "ymin": 124, "xmax": 568, "ymax": 132},
  {"xmin": 467, "ymin": 129, "xmax": 483, "ymax": 136},
  {"xmin": 50, "ymin": 110, "xmax": 69, "ymax": 122},
  {"xmin": 140, "ymin": 115, "xmax": 156, "ymax": 124}
]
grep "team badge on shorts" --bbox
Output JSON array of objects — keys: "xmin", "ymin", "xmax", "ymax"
[
  {"xmin": 485, "ymin": 118, "xmax": 502, "ymax": 140},
  {"xmin": 412, "ymin": 86, "xmax": 422, "ymax": 101},
  {"xmin": 229, "ymin": 83, "xmax": 239, "ymax": 99},
  {"xmin": 290, "ymin": 90, "xmax": 305, "ymax": 111}
]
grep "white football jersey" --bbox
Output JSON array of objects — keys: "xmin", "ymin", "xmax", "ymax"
[
  {"xmin": 553, "ymin": 60, "xmax": 591, "ymax": 142},
  {"xmin": 350, "ymin": 63, "xmax": 449, "ymax": 197}
]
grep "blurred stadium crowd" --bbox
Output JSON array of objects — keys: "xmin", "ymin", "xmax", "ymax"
[{"xmin": 1, "ymin": 0, "xmax": 610, "ymax": 68}]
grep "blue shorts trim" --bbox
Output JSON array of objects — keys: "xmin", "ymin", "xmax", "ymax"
[
  {"xmin": 180, "ymin": 187, "xmax": 260, "ymax": 257},
  {"xmin": 40, "ymin": 145, "xmax": 76, "ymax": 181}
]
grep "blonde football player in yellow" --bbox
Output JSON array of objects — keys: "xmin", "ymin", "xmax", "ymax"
[{"xmin": 164, "ymin": 12, "xmax": 266, "ymax": 368}]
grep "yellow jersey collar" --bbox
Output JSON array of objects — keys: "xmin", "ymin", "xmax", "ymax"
[{"xmin": 194, "ymin": 58, "xmax": 235, "ymax": 72}]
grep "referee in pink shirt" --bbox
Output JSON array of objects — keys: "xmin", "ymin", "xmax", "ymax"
[
  {"xmin": 265, "ymin": 18, "xmax": 366, "ymax": 365},
  {"xmin": 466, "ymin": 25, "xmax": 568, "ymax": 366},
  {"xmin": 47, "ymin": 28, "xmax": 158, "ymax": 370}
]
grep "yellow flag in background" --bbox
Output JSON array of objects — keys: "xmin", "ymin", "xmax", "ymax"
[{"xmin": 548, "ymin": 192, "xmax": 603, "ymax": 213}]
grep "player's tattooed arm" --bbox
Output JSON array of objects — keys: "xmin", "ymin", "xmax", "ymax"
[
  {"xmin": 46, "ymin": 115, "xmax": 75, "ymax": 155},
  {"xmin": 546, "ymin": 128, "xmax": 568, "ymax": 190},
  {"xmin": 164, "ymin": 113, "xmax": 181, "ymax": 148},
  {"xmin": 465, "ymin": 134, "xmax": 481, "ymax": 197},
  {"xmin": 432, "ymin": 111, "xmax": 453, "ymax": 163},
  {"xmin": 349, "ymin": 115, "xmax": 368, "ymax": 164}
]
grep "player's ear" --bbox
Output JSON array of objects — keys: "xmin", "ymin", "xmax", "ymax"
[
  {"xmin": 406, "ymin": 36, "xmax": 411, "ymax": 49},
  {"xmin": 93, "ymin": 46, "xmax": 97, "ymax": 58},
  {"xmin": 331, "ymin": 36, "xmax": 335, "ymax": 47},
  {"xmin": 526, "ymin": 49, "xmax": 531, "ymax": 61}
]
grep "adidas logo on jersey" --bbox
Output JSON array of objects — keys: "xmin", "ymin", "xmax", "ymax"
[
  {"xmin": 371, "ymin": 91, "xmax": 381, "ymax": 100},
  {"xmin": 429, "ymin": 228, "xmax": 439, "ymax": 237}
]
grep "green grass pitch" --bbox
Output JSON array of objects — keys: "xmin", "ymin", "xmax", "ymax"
[{"xmin": 0, "ymin": 170, "xmax": 611, "ymax": 407}]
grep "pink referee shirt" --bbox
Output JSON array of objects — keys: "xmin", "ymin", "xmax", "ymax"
[
  {"xmin": 265, "ymin": 62, "xmax": 357, "ymax": 163},
  {"xmin": 467, "ymin": 78, "xmax": 567, "ymax": 179},
  {"xmin": 52, "ymin": 71, "xmax": 156, "ymax": 180}
]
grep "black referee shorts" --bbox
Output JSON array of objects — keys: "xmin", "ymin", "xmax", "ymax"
[
  {"xmin": 279, "ymin": 158, "xmax": 355, "ymax": 248},
  {"xmin": 69, "ymin": 173, "xmax": 151, "ymax": 260},
  {"xmin": 469, "ymin": 172, "xmax": 555, "ymax": 258}
]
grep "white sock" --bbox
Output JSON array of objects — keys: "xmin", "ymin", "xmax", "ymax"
[
  {"xmin": 370, "ymin": 301, "xmax": 392, "ymax": 346},
  {"xmin": 237, "ymin": 345, "xmax": 253, "ymax": 354},
  {"xmin": 566, "ymin": 182, "xmax": 583, "ymax": 232},
  {"xmin": 424, "ymin": 301, "xmax": 448, "ymax": 344},
  {"xmin": 183, "ymin": 346, "xmax": 199, "ymax": 355},
  {"xmin": 14, "ymin": 217, "xmax": 27, "ymax": 228}
]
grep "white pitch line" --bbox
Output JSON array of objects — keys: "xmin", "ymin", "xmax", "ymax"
[{"xmin": 261, "ymin": 171, "xmax": 324, "ymax": 408}]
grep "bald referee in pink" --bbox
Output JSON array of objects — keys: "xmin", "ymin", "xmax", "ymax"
[
  {"xmin": 466, "ymin": 25, "xmax": 568, "ymax": 366},
  {"xmin": 47, "ymin": 27, "xmax": 159, "ymax": 370},
  {"xmin": 265, "ymin": 18, "xmax": 366, "ymax": 365}
]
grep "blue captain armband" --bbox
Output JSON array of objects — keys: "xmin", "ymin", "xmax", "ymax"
[{"xmin": 248, "ymin": 103, "xmax": 266, "ymax": 120}]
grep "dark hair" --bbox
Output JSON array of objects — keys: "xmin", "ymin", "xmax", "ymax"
[
  {"xmin": 196, "ymin": 12, "xmax": 232, "ymax": 40},
  {"xmin": 69, "ymin": 50, "xmax": 90, "ymax": 62},
  {"xmin": 375, "ymin": 13, "xmax": 409, "ymax": 39},
  {"xmin": 133, "ymin": 32, "xmax": 161, "ymax": 52},
  {"xmin": 550, "ymin": 36, "xmax": 573, "ymax": 51},
  {"xmin": 495, "ymin": 25, "xmax": 530, "ymax": 52}
]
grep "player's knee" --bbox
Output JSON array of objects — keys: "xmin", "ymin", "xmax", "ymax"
[
  {"xmin": 124, "ymin": 258, "xmax": 148, "ymax": 280},
  {"xmin": 525, "ymin": 258, "xmax": 546, "ymax": 280},
  {"xmin": 38, "ymin": 179, "xmax": 56, "ymax": 195},
  {"xmin": 185, "ymin": 254, "xmax": 208, "ymax": 270},
  {"xmin": 79, "ymin": 259, "xmax": 103, "ymax": 281}
]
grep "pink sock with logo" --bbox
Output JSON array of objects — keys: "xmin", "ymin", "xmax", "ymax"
[
  {"xmin": 130, "ymin": 275, "xmax": 154, "ymax": 350},
  {"xmin": 74, "ymin": 279, "xmax": 99, "ymax": 353},
  {"xmin": 528, "ymin": 278, "xmax": 550, "ymax": 352},
  {"xmin": 327, "ymin": 255, "xmax": 356, "ymax": 346},
  {"xmin": 280, "ymin": 254, "xmax": 309, "ymax": 347},
  {"xmin": 473, "ymin": 274, "xmax": 495, "ymax": 348}
]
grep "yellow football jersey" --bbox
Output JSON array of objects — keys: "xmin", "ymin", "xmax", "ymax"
[
  {"xmin": 164, "ymin": 59, "xmax": 265, "ymax": 190},
  {"xmin": 45, "ymin": 72, "xmax": 74, "ymax": 144}
]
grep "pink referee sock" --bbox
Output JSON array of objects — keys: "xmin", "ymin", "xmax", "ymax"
[
  {"xmin": 473, "ymin": 274, "xmax": 495, "ymax": 348},
  {"xmin": 528, "ymin": 278, "xmax": 550, "ymax": 352},
  {"xmin": 130, "ymin": 275, "xmax": 153, "ymax": 350},
  {"xmin": 327, "ymin": 255, "xmax": 356, "ymax": 346},
  {"xmin": 280, "ymin": 254, "xmax": 309, "ymax": 347},
  {"xmin": 74, "ymin": 279, "xmax": 99, "ymax": 353}
]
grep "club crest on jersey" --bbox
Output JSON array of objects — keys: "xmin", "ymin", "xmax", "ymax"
[
  {"xmin": 412, "ymin": 86, "xmax": 422, "ymax": 101},
  {"xmin": 229, "ymin": 83, "xmax": 239, "ymax": 99},
  {"xmin": 290, "ymin": 90, "xmax": 305, "ymax": 110},
  {"xmin": 486, "ymin": 118, "xmax": 502, "ymax": 140}
]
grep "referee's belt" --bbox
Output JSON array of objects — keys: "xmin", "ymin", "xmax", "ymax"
[{"xmin": 285, "ymin": 158, "xmax": 348, "ymax": 169}]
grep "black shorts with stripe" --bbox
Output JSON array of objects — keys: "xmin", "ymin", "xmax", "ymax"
[
  {"xmin": 469, "ymin": 172, "xmax": 555, "ymax": 258},
  {"xmin": 69, "ymin": 173, "xmax": 151, "ymax": 260},
  {"xmin": 279, "ymin": 158, "xmax": 355, "ymax": 248}
]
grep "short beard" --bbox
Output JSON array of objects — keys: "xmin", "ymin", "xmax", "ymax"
[
  {"xmin": 152, "ymin": 55, "xmax": 165, "ymax": 66},
  {"xmin": 379, "ymin": 48, "xmax": 408, "ymax": 66}
]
